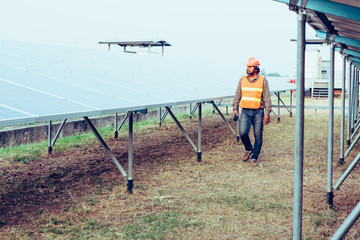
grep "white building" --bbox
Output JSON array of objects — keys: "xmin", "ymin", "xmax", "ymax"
[{"xmin": 304, "ymin": 47, "xmax": 346, "ymax": 98}]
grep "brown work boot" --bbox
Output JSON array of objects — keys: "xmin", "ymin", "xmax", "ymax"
[{"xmin": 242, "ymin": 151, "xmax": 252, "ymax": 162}]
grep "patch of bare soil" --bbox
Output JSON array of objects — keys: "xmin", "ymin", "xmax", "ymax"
[{"xmin": 0, "ymin": 116, "xmax": 230, "ymax": 225}]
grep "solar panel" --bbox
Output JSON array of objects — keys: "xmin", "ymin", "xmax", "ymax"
[{"xmin": 0, "ymin": 40, "xmax": 295, "ymax": 127}]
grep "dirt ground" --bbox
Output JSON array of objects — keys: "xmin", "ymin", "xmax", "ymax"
[{"xmin": 0, "ymin": 112, "xmax": 359, "ymax": 239}]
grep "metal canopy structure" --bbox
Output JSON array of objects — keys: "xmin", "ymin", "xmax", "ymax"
[
  {"xmin": 98, "ymin": 40, "xmax": 171, "ymax": 56},
  {"xmin": 274, "ymin": 0, "xmax": 360, "ymax": 239},
  {"xmin": 0, "ymin": 40, "xmax": 295, "ymax": 194}
]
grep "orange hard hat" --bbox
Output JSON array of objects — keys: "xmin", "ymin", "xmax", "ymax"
[{"xmin": 246, "ymin": 57, "xmax": 260, "ymax": 67}]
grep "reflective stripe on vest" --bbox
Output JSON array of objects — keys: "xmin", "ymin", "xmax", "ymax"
[{"xmin": 239, "ymin": 75, "xmax": 264, "ymax": 109}]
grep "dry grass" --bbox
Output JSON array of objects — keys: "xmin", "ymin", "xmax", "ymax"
[{"xmin": 0, "ymin": 105, "xmax": 359, "ymax": 240}]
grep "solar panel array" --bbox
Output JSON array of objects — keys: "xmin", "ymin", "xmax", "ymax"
[{"xmin": 0, "ymin": 40, "xmax": 295, "ymax": 127}]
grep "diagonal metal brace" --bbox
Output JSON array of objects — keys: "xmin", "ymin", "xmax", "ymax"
[
  {"xmin": 274, "ymin": 92, "xmax": 292, "ymax": 114},
  {"xmin": 189, "ymin": 103, "xmax": 199, "ymax": 119},
  {"xmin": 334, "ymin": 152, "xmax": 360, "ymax": 191},
  {"xmin": 345, "ymin": 130, "xmax": 360, "ymax": 157},
  {"xmin": 159, "ymin": 106, "xmax": 171, "ymax": 126},
  {"xmin": 165, "ymin": 106, "xmax": 197, "ymax": 151},
  {"xmin": 117, "ymin": 113, "xmax": 129, "ymax": 132},
  {"xmin": 331, "ymin": 201, "xmax": 360, "ymax": 239},
  {"xmin": 84, "ymin": 116, "xmax": 127, "ymax": 178},
  {"xmin": 211, "ymin": 101, "xmax": 236, "ymax": 136}
]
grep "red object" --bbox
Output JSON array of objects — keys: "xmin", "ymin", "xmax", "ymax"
[{"xmin": 290, "ymin": 79, "xmax": 296, "ymax": 92}]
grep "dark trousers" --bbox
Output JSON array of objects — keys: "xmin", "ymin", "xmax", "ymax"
[{"xmin": 239, "ymin": 108, "xmax": 264, "ymax": 160}]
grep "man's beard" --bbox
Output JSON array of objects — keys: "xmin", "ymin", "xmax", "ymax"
[{"xmin": 247, "ymin": 69, "xmax": 256, "ymax": 76}]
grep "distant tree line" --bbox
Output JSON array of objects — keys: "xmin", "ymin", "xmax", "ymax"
[
  {"xmin": 267, "ymin": 72, "xmax": 281, "ymax": 77},
  {"xmin": 261, "ymin": 68, "xmax": 281, "ymax": 77}
]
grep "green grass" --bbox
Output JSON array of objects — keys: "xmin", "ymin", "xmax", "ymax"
[
  {"xmin": 122, "ymin": 210, "xmax": 203, "ymax": 240},
  {"xmin": 0, "ymin": 142, "xmax": 47, "ymax": 163}
]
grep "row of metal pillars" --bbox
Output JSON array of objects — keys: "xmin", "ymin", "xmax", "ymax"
[
  {"xmin": 47, "ymin": 91, "xmax": 291, "ymax": 192},
  {"xmin": 294, "ymin": 9, "xmax": 360, "ymax": 240}
]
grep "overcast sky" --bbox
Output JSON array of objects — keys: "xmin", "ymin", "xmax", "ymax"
[{"xmin": 0, "ymin": 0, "xmax": 328, "ymax": 76}]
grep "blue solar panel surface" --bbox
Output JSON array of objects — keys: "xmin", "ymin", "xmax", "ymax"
[{"xmin": 0, "ymin": 41, "xmax": 295, "ymax": 127}]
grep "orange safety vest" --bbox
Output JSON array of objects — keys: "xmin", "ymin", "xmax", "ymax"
[{"xmin": 239, "ymin": 75, "xmax": 264, "ymax": 109}]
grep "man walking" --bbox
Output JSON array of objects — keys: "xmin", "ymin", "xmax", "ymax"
[{"xmin": 232, "ymin": 57, "xmax": 272, "ymax": 166}]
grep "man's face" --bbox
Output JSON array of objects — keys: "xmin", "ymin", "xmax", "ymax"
[{"xmin": 247, "ymin": 66, "xmax": 256, "ymax": 75}]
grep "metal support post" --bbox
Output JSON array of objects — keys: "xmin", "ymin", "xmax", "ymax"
[
  {"xmin": 331, "ymin": 201, "xmax": 360, "ymax": 240},
  {"xmin": 351, "ymin": 67, "xmax": 356, "ymax": 133},
  {"xmin": 189, "ymin": 103, "xmax": 192, "ymax": 118},
  {"xmin": 48, "ymin": 119, "xmax": 67, "ymax": 154},
  {"xmin": 277, "ymin": 91, "xmax": 281, "ymax": 122},
  {"xmin": 334, "ymin": 152, "xmax": 360, "ymax": 191},
  {"xmin": 115, "ymin": 113, "xmax": 118, "ymax": 138},
  {"xmin": 159, "ymin": 107, "xmax": 161, "ymax": 126},
  {"xmin": 236, "ymin": 107, "xmax": 240, "ymax": 142},
  {"xmin": 84, "ymin": 116, "xmax": 127, "ymax": 178},
  {"xmin": 197, "ymin": 102, "xmax": 202, "ymax": 162},
  {"xmin": 48, "ymin": 121, "xmax": 52, "ymax": 154},
  {"xmin": 358, "ymin": 69, "xmax": 360, "ymax": 118},
  {"xmin": 354, "ymin": 69, "xmax": 358, "ymax": 131},
  {"xmin": 356, "ymin": 68, "xmax": 359, "ymax": 128},
  {"xmin": 339, "ymin": 56, "xmax": 346, "ymax": 165},
  {"xmin": 211, "ymin": 101, "xmax": 237, "ymax": 137},
  {"xmin": 327, "ymin": 43, "xmax": 335, "ymax": 207},
  {"xmin": 290, "ymin": 90, "xmax": 293, "ymax": 117},
  {"xmin": 165, "ymin": 106, "xmax": 197, "ymax": 151},
  {"xmin": 127, "ymin": 111, "xmax": 134, "ymax": 193},
  {"xmin": 293, "ymin": 9, "xmax": 305, "ymax": 240},
  {"xmin": 347, "ymin": 63, "xmax": 353, "ymax": 146}
]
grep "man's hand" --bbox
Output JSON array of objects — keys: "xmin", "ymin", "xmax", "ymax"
[
  {"xmin": 264, "ymin": 114, "xmax": 270, "ymax": 125},
  {"xmin": 232, "ymin": 110, "xmax": 238, "ymax": 117}
]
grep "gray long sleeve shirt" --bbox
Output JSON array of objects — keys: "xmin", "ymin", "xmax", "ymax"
[{"xmin": 232, "ymin": 75, "xmax": 272, "ymax": 115}]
